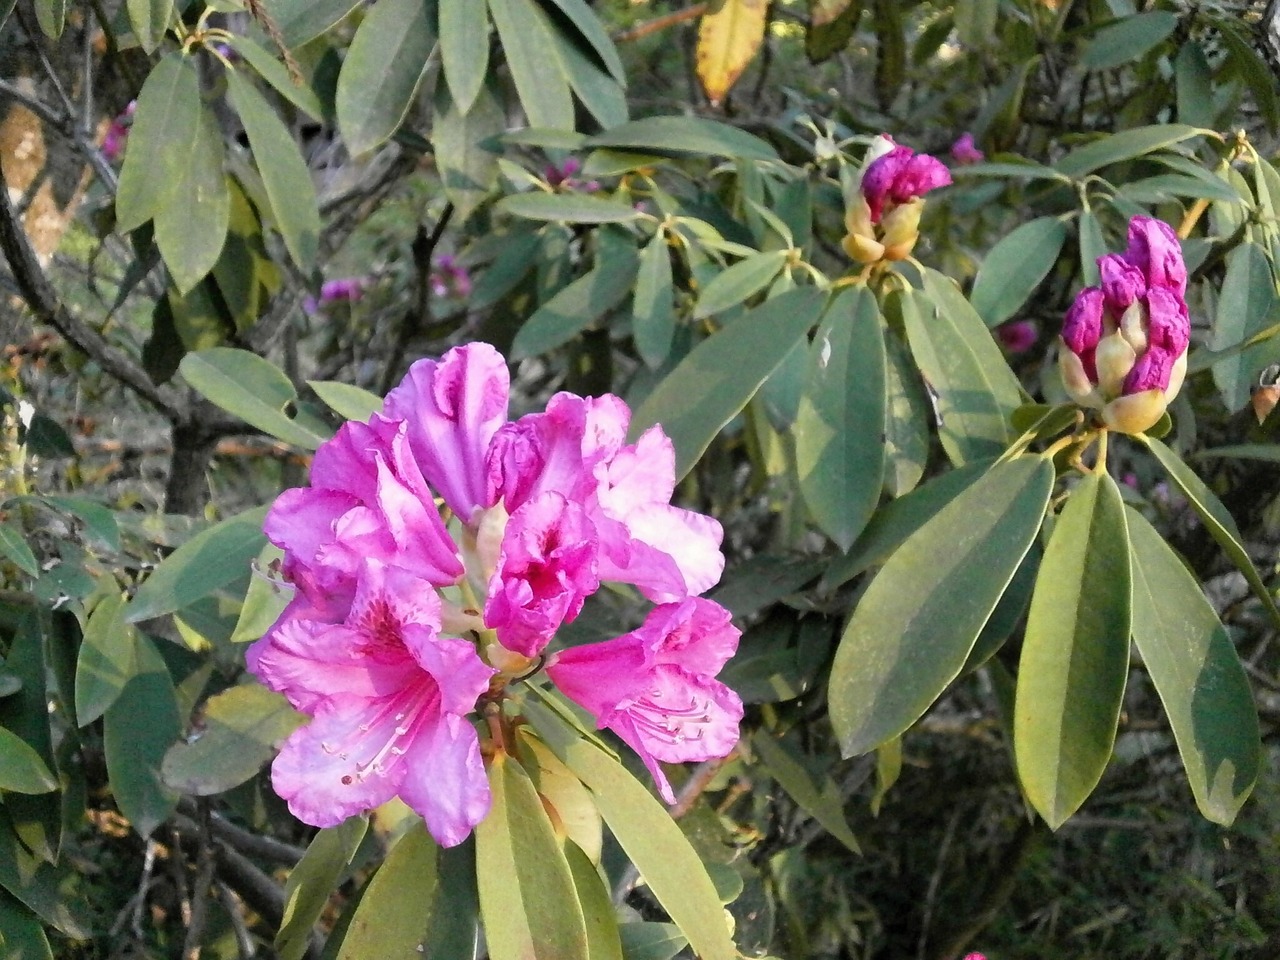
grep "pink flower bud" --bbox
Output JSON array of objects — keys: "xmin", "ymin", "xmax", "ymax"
[
  {"xmin": 950, "ymin": 132, "xmax": 985, "ymax": 165},
  {"xmin": 997, "ymin": 320, "xmax": 1038, "ymax": 353}
]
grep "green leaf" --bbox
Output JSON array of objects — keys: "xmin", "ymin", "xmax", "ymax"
[
  {"xmin": 1053, "ymin": 124, "xmax": 1206, "ymax": 179},
  {"xmin": 954, "ymin": 0, "xmax": 997, "ymax": 48},
  {"xmin": 904, "ymin": 275, "xmax": 1022, "ymax": 463},
  {"xmin": 1015, "ymin": 472, "xmax": 1131, "ymax": 828},
  {"xmin": 586, "ymin": 116, "xmax": 778, "ymax": 161},
  {"xmin": 794, "ymin": 287, "xmax": 886, "ymax": 551},
  {"xmin": 692, "ymin": 251, "xmax": 788, "ymax": 319},
  {"xmin": 32, "ymin": 0, "xmax": 66, "ymax": 38},
  {"xmin": 820, "ymin": 459, "xmax": 996, "ymax": 591},
  {"xmin": 1080, "ymin": 12, "xmax": 1178, "ymax": 72},
  {"xmin": 335, "ymin": 0, "xmax": 436, "ymax": 155},
  {"xmin": 261, "ymin": 0, "xmax": 363, "ymax": 47},
  {"xmin": 74, "ymin": 592, "xmax": 136, "ymax": 726},
  {"xmin": 1175, "ymin": 42, "xmax": 1215, "ymax": 128},
  {"xmin": 1078, "ymin": 210, "xmax": 1107, "ymax": 287},
  {"xmin": 161, "ymin": 683, "xmax": 303, "ymax": 795},
  {"xmin": 307, "ymin": 380, "xmax": 383, "ymax": 422},
  {"xmin": 1118, "ymin": 173, "xmax": 1240, "ymax": 205},
  {"xmin": 231, "ymin": 544, "xmax": 289, "ymax": 643},
  {"xmin": 541, "ymin": 0, "xmax": 627, "ymax": 86},
  {"xmin": 432, "ymin": 78, "xmax": 503, "ymax": 222},
  {"xmin": 277, "ymin": 817, "xmax": 369, "ymax": 960},
  {"xmin": 497, "ymin": 192, "xmax": 642, "ymax": 224},
  {"xmin": 513, "ymin": 231, "xmax": 640, "ymax": 359},
  {"xmin": 752, "ymin": 732, "xmax": 859, "ymax": 854},
  {"xmin": 633, "ymin": 232, "xmax": 677, "ymax": 368},
  {"xmin": 829, "ymin": 455, "xmax": 1054, "ymax": 757},
  {"xmin": 116, "ymin": 53, "xmax": 200, "ymax": 233},
  {"xmin": 227, "ymin": 36, "xmax": 325, "ymax": 120},
  {"xmin": 525, "ymin": 709, "xmax": 737, "ymax": 960},
  {"xmin": 0, "ymin": 726, "xmax": 57, "ymax": 794},
  {"xmin": 179, "ymin": 348, "xmax": 332, "ymax": 448},
  {"xmin": 227, "ymin": 70, "xmax": 321, "ymax": 271},
  {"xmin": 126, "ymin": 0, "xmax": 171, "ymax": 52},
  {"xmin": 619, "ymin": 923, "xmax": 687, "ymax": 960},
  {"xmin": 805, "ymin": 0, "xmax": 861, "ymax": 63},
  {"xmin": 1127, "ymin": 509, "xmax": 1261, "ymax": 825},
  {"xmin": 631, "ymin": 286, "xmax": 827, "ymax": 481},
  {"xmin": 1195, "ymin": 444, "xmax": 1280, "ymax": 463},
  {"xmin": 1140, "ymin": 437, "xmax": 1280, "ymax": 633},
  {"xmin": 476, "ymin": 751, "xmax": 590, "ymax": 960},
  {"xmin": 1211, "ymin": 243, "xmax": 1277, "ymax": 412},
  {"xmin": 0, "ymin": 614, "xmax": 59, "ymax": 850},
  {"xmin": 881, "ymin": 328, "xmax": 929, "ymax": 496},
  {"xmin": 489, "ymin": 0, "xmax": 574, "ymax": 129},
  {"xmin": 0, "ymin": 521, "xmax": 38, "ymax": 578},
  {"xmin": 439, "ymin": 0, "xmax": 489, "ymax": 113},
  {"xmin": 564, "ymin": 840, "xmax": 624, "ymax": 960},
  {"xmin": 0, "ymin": 808, "xmax": 92, "ymax": 939},
  {"xmin": 708, "ymin": 554, "xmax": 825, "ymax": 621},
  {"xmin": 969, "ymin": 217, "xmax": 1068, "ymax": 327},
  {"xmin": 104, "ymin": 635, "xmax": 180, "ymax": 837},
  {"xmin": 153, "ymin": 107, "xmax": 230, "ymax": 295},
  {"xmin": 126, "ymin": 504, "xmax": 269, "ymax": 623},
  {"xmin": 0, "ymin": 894, "xmax": 54, "ymax": 960},
  {"xmin": 548, "ymin": 15, "xmax": 628, "ymax": 129}
]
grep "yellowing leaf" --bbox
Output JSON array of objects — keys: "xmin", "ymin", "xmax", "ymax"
[{"xmin": 696, "ymin": 0, "xmax": 770, "ymax": 107}]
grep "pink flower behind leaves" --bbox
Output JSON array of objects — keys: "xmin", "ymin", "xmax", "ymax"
[
  {"xmin": 997, "ymin": 320, "xmax": 1038, "ymax": 353},
  {"xmin": 547, "ymin": 598, "xmax": 744, "ymax": 804},
  {"xmin": 951, "ymin": 132, "xmax": 985, "ymax": 165}
]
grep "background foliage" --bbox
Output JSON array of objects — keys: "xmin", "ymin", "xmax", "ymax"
[{"xmin": 4, "ymin": 0, "xmax": 1280, "ymax": 958}]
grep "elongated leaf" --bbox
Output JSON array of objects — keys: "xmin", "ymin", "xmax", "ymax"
[
  {"xmin": 0, "ymin": 521, "xmax": 38, "ymax": 577},
  {"xmin": 74, "ymin": 592, "xmax": 136, "ymax": 726},
  {"xmin": 521, "ymin": 733, "xmax": 603, "ymax": 863},
  {"xmin": 1080, "ymin": 11, "xmax": 1178, "ymax": 71},
  {"xmin": 547, "ymin": 13, "xmax": 628, "ymax": 129},
  {"xmin": 619, "ymin": 923, "xmax": 688, "ymax": 960},
  {"xmin": 696, "ymin": 0, "xmax": 769, "ymax": 107},
  {"xmin": 33, "ymin": 0, "xmax": 66, "ymax": 37},
  {"xmin": 432, "ymin": 78, "xmax": 503, "ymax": 222},
  {"xmin": 0, "ymin": 726, "xmax": 57, "ymax": 794},
  {"xmin": 1053, "ymin": 124, "xmax": 1205, "ymax": 179},
  {"xmin": 1015, "ymin": 472, "xmax": 1131, "ymax": 828},
  {"xmin": 489, "ymin": 0, "xmax": 574, "ymax": 129},
  {"xmin": 1175, "ymin": 42, "xmax": 1215, "ymax": 128},
  {"xmin": 476, "ymin": 752, "xmax": 589, "ymax": 960},
  {"xmin": 541, "ymin": 0, "xmax": 627, "ymax": 85},
  {"xmin": 227, "ymin": 37, "xmax": 324, "ymax": 120},
  {"xmin": 308, "ymin": 380, "xmax": 383, "ymax": 422},
  {"xmin": 1078, "ymin": 210, "xmax": 1107, "ymax": 287},
  {"xmin": 633, "ymin": 232, "xmax": 677, "ymax": 368},
  {"xmin": 564, "ymin": 840, "xmax": 624, "ymax": 960},
  {"xmin": 525, "ymin": 708, "xmax": 737, "ymax": 960},
  {"xmin": 335, "ymin": 0, "xmax": 436, "ymax": 155},
  {"xmin": 1211, "ymin": 242, "xmax": 1276, "ymax": 412},
  {"xmin": 587, "ymin": 117, "xmax": 777, "ymax": 161},
  {"xmin": 903, "ymin": 276, "xmax": 1021, "ymax": 464},
  {"xmin": 1195, "ymin": 444, "xmax": 1280, "ymax": 463},
  {"xmin": 954, "ymin": 0, "xmax": 997, "ymax": 48},
  {"xmin": 262, "ymin": 0, "xmax": 363, "ymax": 47},
  {"xmin": 227, "ymin": 70, "xmax": 321, "ymax": 271},
  {"xmin": 752, "ymin": 732, "xmax": 859, "ymax": 853},
  {"xmin": 439, "ymin": 0, "xmax": 489, "ymax": 113},
  {"xmin": 1127, "ymin": 509, "xmax": 1261, "ymax": 825},
  {"xmin": 830, "ymin": 455, "xmax": 1054, "ymax": 757},
  {"xmin": 881, "ymin": 328, "xmax": 929, "ymax": 496},
  {"xmin": 693, "ymin": 251, "xmax": 788, "ymax": 319},
  {"xmin": 0, "ymin": 808, "xmax": 92, "ymax": 939},
  {"xmin": 161, "ymin": 683, "xmax": 303, "ymax": 795},
  {"xmin": 104, "ymin": 635, "xmax": 180, "ymax": 837},
  {"xmin": 154, "ymin": 105, "xmax": 229, "ymax": 294},
  {"xmin": 277, "ymin": 817, "xmax": 369, "ymax": 960},
  {"xmin": 335, "ymin": 825, "xmax": 440, "ymax": 960},
  {"xmin": 970, "ymin": 218, "xmax": 1068, "ymax": 328},
  {"xmin": 0, "ymin": 895, "xmax": 53, "ymax": 960},
  {"xmin": 126, "ymin": 505, "xmax": 269, "ymax": 623},
  {"xmin": 1141, "ymin": 437, "xmax": 1280, "ymax": 632},
  {"xmin": 794, "ymin": 287, "xmax": 886, "ymax": 551},
  {"xmin": 498, "ymin": 192, "xmax": 641, "ymax": 224},
  {"xmin": 179, "ymin": 348, "xmax": 332, "ymax": 448},
  {"xmin": 116, "ymin": 54, "xmax": 200, "ymax": 233},
  {"xmin": 631, "ymin": 286, "xmax": 827, "ymax": 480},
  {"xmin": 513, "ymin": 232, "xmax": 640, "ymax": 359},
  {"xmin": 126, "ymin": 0, "xmax": 171, "ymax": 52}
]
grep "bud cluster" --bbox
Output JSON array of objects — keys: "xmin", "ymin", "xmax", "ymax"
[{"xmin": 842, "ymin": 136, "xmax": 952, "ymax": 265}]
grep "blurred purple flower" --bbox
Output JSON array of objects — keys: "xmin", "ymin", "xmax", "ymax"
[
  {"xmin": 545, "ymin": 156, "xmax": 600, "ymax": 193},
  {"xmin": 996, "ymin": 320, "xmax": 1037, "ymax": 353},
  {"xmin": 950, "ymin": 132, "xmax": 985, "ymax": 165},
  {"xmin": 430, "ymin": 255, "xmax": 472, "ymax": 300},
  {"xmin": 100, "ymin": 101, "xmax": 136, "ymax": 163},
  {"xmin": 304, "ymin": 277, "xmax": 365, "ymax": 315}
]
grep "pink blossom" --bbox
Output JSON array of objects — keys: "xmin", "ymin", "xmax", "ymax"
[
  {"xmin": 950, "ymin": 132, "xmax": 984, "ymax": 165},
  {"xmin": 996, "ymin": 320, "xmax": 1037, "ymax": 353},
  {"xmin": 430, "ymin": 254, "xmax": 472, "ymax": 299},
  {"xmin": 545, "ymin": 156, "xmax": 600, "ymax": 193},
  {"xmin": 1058, "ymin": 216, "xmax": 1191, "ymax": 434},
  {"xmin": 547, "ymin": 598, "xmax": 743, "ymax": 803},
  {"xmin": 861, "ymin": 145, "xmax": 952, "ymax": 222},
  {"xmin": 248, "ymin": 560, "xmax": 494, "ymax": 845},
  {"xmin": 100, "ymin": 101, "xmax": 135, "ymax": 162}
]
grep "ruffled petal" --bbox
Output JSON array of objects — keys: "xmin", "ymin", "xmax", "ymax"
[{"xmin": 397, "ymin": 712, "xmax": 491, "ymax": 847}]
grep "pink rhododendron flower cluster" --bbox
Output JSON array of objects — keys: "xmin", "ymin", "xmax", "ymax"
[
  {"xmin": 843, "ymin": 135, "xmax": 952, "ymax": 264},
  {"xmin": 247, "ymin": 343, "xmax": 742, "ymax": 845},
  {"xmin": 1058, "ymin": 216, "xmax": 1191, "ymax": 434}
]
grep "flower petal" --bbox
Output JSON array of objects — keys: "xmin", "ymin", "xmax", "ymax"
[{"xmin": 397, "ymin": 712, "xmax": 490, "ymax": 847}]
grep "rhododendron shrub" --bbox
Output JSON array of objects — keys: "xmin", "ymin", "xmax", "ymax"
[{"xmin": 247, "ymin": 343, "xmax": 742, "ymax": 844}]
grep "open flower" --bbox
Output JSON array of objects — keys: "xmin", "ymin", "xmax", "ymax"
[
  {"xmin": 248, "ymin": 342, "xmax": 732, "ymax": 832},
  {"xmin": 1059, "ymin": 216, "xmax": 1190, "ymax": 434},
  {"xmin": 843, "ymin": 137, "xmax": 951, "ymax": 264},
  {"xmin": 546, "ymin": 598, "xmax": 743, "ymax": 803}
]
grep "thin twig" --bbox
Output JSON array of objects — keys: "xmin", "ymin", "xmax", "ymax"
[
  {"xmin": 0, "ymin": 78, "xmax": 119, "ymax": 192},
  {"xmin": 182, "ymin": 801, "xmax": 218, "ymax": 960},
  {"xmin": 613, "ymin": 3, "xmax": 708, "ymax": 44},
  {"xmin": 215, "ymin": 881, "xmax": 258, "ymax": 959}
]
